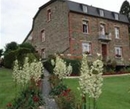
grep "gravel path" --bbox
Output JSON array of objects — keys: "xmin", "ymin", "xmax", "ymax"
[{"xmin": 42, "ymin": 69, "xmax": 59, "ymax": 109}]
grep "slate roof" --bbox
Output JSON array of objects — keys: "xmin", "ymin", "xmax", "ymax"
[{"xmin": 66, "ymin": 0, "xmax": 129, "ymax": 24}]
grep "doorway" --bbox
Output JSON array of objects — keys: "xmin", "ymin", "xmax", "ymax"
[{"xmin": 101, "ymin": 44, "xmax": 107, "ymax": 60}]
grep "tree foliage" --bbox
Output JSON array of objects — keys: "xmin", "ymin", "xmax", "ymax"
[
  {"xmin": 4, "ymin": 42, "xmax": 18, "ymax": 54},
  {"xmin": 19, "ymin": 43, "xmax": 35, "ymax": 53},
  {"xmin": 0, "ymin": 49, "xmax": 3, "ymax": 57},
  {"xmin": 120, "ymin": 0, "xmax": 130, "ymax": 18},
  {"xmin": 3, "ymin": 41, "xmax": 37, "ymax": 68}
]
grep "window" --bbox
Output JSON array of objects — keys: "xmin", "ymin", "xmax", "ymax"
[
  {"xmin": 100, "ymin": 24, "xmax": 105, "ymax": 35},
  {"xmin": 83, "ymin": 20, "xmax": 89, "ymax": 33},
  {"xmin": 41, "ymin": 49, "xmax": 46, "ymax": 58},
  {"xmin": 114, "ymin": 13, "xmax": 119, "ymax": 20},
  {"xmin": 47, "ymin": 9, "xmax": 51, "ymax": 21},
  {"xmin": 115, "ymin": 47, "xmax": 122, "ymax": 57},
  {"xmin": 99, "ymin": 10, "xmax": 104, "ymax": 17},
  {"xmin": 82, "ymin": 5, "xmax": 87, "ymax": 13},
  {"xmin": 41, "ymin": 30, "xmax": 45, "ymax": 42},
  {"xmin": 82, "ymin": 42, "xmax": 91, "ymax": 54},
  {"xmin": 115, "ymin": 27, "xmax": 120, "ymax": 39}
]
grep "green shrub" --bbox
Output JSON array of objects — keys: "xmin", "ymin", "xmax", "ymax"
[
  {"xmin": 44, "ymin": 55, "xmax": 81, "ymax": 75},
  {"xmin": 49, "ymin": 83, "xmax": 67, "ymax": 96},
  {"xmin": 4, "ymin": 50, "xmax": 16, "ymax": 68},
  {"xmin": 56, "ymin": 88, "xmax": 76, "ymax": 109},
  {"xmin": 43, "ymin": 55, "xmax": 55, "ymax": 74},
  {"xmin": 19, "ymin": 43, "xmax": 35, "ymax": 53},
  {"xmin": 6, "ymin": 79, "xmax": 44, "ymax": 109},
  {"xmin": 64, "ymin": 58, "xmax": 81, "ymax": 76},
  {"xmin": 16, "ymin": 48, "xmax": 31, "ymax": 67}
]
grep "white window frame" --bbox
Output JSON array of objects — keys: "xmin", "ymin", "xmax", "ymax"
[
  {"xmin": 100, "ymin": 24, "xmax": 105, "ymax": 35},
  {"xmin": 82, "ymin": 5, "xmax": 87, "ymax": 13},
  {"xmin": 83, "ymin": 20, "xmax": 89, "ymax": 33},
  {"xmin": 114, "ymin": 13, "xmax": 119, "ymax": 20},
  {"xmin": 82, "ymin": 42, "xmax": 91, "ymax": 54},
  {"xmin": 99, "ymin": 10, "xmax": 104, "ymax": 17},
  {"xmin": 115, "ymin": 27, "xmax": 120, "ymax": 39},
  {"xmin": 115, "ymin": 47, "xmax": 122, "ymax": 57}
]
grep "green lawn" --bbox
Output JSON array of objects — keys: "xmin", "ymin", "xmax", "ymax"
[
  {"xmin": 63, "ymin": 75, "xmax": 130, "ymax": 109},
  {"xmin": 0, "ymin": 68, "xmax": 20, "ymax": 109}
]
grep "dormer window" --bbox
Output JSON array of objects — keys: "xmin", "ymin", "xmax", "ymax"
[
  {"xmin": 82, "ymin": 5, "xmax": 88, "ymax": 13},
  {"xmin": 114, "ymin": 13, "xmax": 119, "ymax": 20},
  {"xmin": 99, "ymin": 10, "xmax": 104, "ymax": 17}
]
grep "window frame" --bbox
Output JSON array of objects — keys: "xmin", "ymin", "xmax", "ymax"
[
  {"xmin": 82, "ymin": 42, "xmax": 92, "ymax": 55},
  {"xmin": 115, "ymin": 27, "xmax": 120, "ymax": 39},
  {"xmin": 47, "ymin": 9, "xmax": 51, "ymax": 21},
  {"xmin": 114, "ymin": 13, "xmax": 119, "ymax": 20},
  {"xmin": 83, "ymin": 20, "xmax": 89, "ymax": 34},
  {"xmin": 100, "ymin": 23, "xmax": 105, "ymax": 35},
  {"xmin": 99, "ymin": 10, "xmax": 104, "ymax": 17},
  {"xmin": 115, "ymin": 47, "xmax": 122, "ymax": 58},
  {"xmin": 41, "ymin": 30, "xmax": 45, "ymax": 42},
  {"xmin": 82, "ymin": 5, "xmax": 88, "ymax": 13}
]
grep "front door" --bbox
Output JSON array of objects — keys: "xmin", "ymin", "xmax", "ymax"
[{"xmin": 102, "ymin": 44, "xmax": 107, "ymax": 60}]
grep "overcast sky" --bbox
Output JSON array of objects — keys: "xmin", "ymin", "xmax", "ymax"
[{"xmin": 0, "ymin": 0, "xmax": 129, "ymax": 49}]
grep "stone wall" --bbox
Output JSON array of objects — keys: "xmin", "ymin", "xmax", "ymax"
[{"xmin": 32, "ymin": 0, "xmax": 69, "ymax": 57}]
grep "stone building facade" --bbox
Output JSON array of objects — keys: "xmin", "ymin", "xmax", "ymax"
[{"xmin": 24, "ymin": 0, "xmax": 130, "ymax": 65}]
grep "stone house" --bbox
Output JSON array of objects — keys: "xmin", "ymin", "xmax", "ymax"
[{"xmin": 24, "ymin": 0, "xmax": 130, "ymax": 65}]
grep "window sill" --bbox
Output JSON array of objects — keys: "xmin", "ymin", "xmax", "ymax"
[
  {"xmin": 83, "ymin": 32, "xmax": 89, "ymax": 35},
  {"xmin": 115, "ymin": 56, "xmax": 122, "ymax": 59},
  {"xmin": 115, "ymin": 37, "xmax": 120, "ymax": 39}
]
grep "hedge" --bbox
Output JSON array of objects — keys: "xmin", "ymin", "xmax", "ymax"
[{"xmin": 43, "ymin": 56, "xmax": 81, "ymax": 76}]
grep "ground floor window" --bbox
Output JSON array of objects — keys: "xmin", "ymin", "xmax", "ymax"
[
  {"xmin": 82, "ymin": 42, "xmax": 91, "ymax": 55},
  {"xmin": 115, "ymin": 47, "xmax": 122, "ymax": 58}
]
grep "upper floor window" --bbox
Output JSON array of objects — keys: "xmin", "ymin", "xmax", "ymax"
[
  {"xmin": 82, "ymin": 42, "xmax": 92, "ymax": 55},
  {"xmin": 47, "ymin": 9, "xmax": 51, "ymax": 21},
  {"xmin": 100, "ymin": 24, "xmax": 105, "ymax": 35},
  {"xmin": 115, "ymin": 47, "xmax": 122, "ymax": 58},
  {"xmin": 83, "ymin": 20, "xmax": 89, "ymax": 33},
  {"xmin": 115, "ymin": 27, "xmax": 120, "ymax": 39},
  {"xmin": 99, "ymin": 10, "xmax": 104, "ymax": 17},
  {"xmin": 41, "ymin": 30, "xmax": 45, "ymax": 42},
  {"xmin": 82, "ymin": 5, "xmax": 88, "ymax": 13},
  {"xmin": 114, "ymin": 13, "xmax": 119, "ymax": 20}
]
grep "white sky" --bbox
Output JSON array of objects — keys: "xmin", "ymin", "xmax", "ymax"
[{"xmin": 0, "ymin": 0, "xmax": 129, "ymax": 49}]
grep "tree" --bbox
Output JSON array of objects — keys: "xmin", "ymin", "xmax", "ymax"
[
  {"xmin": 4, "ymin": 42, "xmax": 18, "ymax": 54},
  {"xmin": 0, "ymin": 49, "xmax": 3, "ymax": 57},
  {"xmin": 120, "ymin": 0, "xmax": 130, "ymax": 22},
  {"xmin": 19, "ymin": 43, "xmax": 35, "ymax": 53}
]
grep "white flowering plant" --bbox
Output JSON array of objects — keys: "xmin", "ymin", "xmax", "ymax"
[
  {"xmin": 51, "ymin": 54, "xmax": 72, "ymax": 80},
  {"xmin": 11, "ymin": 57, "xmax": 44, "ymax": 108},
  {"xmin": 13, "ymin": 57, "xmax": 43, "ymax": 86},
  {"xmin": 79, "ymin": 54, "xmax": 103, "ymax": 109}
]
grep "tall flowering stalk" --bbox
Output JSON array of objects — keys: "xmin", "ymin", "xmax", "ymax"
[
  {"xmin": 52, "ymin": 54, "xmax": 72, "ymax": 80},
  {"xmin": 79, "ymin": 54, "xmax": 103, "ymax": 109},
  {"xmin": 12, "ymin": 57, "xmax": 43, "ymax": 87}
]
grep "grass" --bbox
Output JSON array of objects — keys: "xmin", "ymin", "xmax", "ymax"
[
  {"xmin": 63, "ymin": 75, "xmax": 130, "ymax": 109},
  {"xmin": 0, "ymin": 68, "xmax": 20, "ymax": 109}
]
